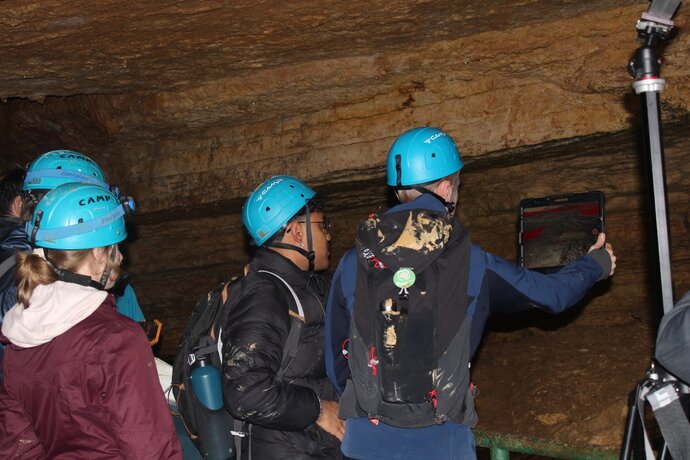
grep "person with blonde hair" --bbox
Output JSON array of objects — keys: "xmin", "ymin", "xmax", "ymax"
[
  {"xmin": 0, "ymin": 183, "xmax": 181, "ymax": 459},
  {"xmin": 326, "ymin": 126, "xmax": 617, "ymax": 460}
]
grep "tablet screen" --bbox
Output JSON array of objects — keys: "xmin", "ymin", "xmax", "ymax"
[{"xmin": 519, "ymin": 191, "xmax": 604, "ymax": 272}]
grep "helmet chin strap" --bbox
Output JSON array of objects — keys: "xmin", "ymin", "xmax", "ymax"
[
  {"xmin": 98, "ymin": 245, "xmax": 118, "ymax": 288},
  {"xmin": 44, "ymin": 248, "xmax": 107, "ymax": 290},
  {"xmin": 266, "ymin": 208, "xmax": 316, "ymax": 271}
]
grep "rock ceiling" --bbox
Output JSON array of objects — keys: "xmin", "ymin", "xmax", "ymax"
[
  {"xmin": 5, "ymin": 1, "xmax": 690, "ymax": 448},
  {"xmin": 1, "ymin": 0, "xmax": 655, "ymax": 99},
  {"xmin": 1, "ymin": 0, "xmax": 689, "ymax": 210}
]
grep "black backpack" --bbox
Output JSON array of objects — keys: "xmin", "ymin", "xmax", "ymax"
[
  {"xmin": 171, "ymin": 269, "xmax": 304, "ymax": 459},
  {"xmin": 655, "ymin": 290, "xmax": 690, "ymax": 385},
  {"xmin": 626, "ymin": 291, "xmax": 690, "ymax": 460},
  {"xmin": 339, "ymin": 209, "xmax": 478, "ymax": 428}
]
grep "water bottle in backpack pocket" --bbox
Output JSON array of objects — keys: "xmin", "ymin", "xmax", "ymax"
[
  {"xmin": 172, "ymin": 271, "xmax": 305, "ymax": 460},
  {"xmin": 189, "ymin": 353, "xmax": 237, "ymax": 460},
  {"xmin": 190, "ymin": 356, "xmax": 224, "ymax": 410}
]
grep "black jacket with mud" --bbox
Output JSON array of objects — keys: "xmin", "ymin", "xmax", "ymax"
[
  {"xmin": 220, "ymin": 248, "xmax": 341, "ymax": 460},
  {"xmin": 339, "ymin": 208, "xmax": 477, "ymax": 428}
]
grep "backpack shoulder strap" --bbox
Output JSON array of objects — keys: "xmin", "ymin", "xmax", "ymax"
[
  {"xmin": 257, "ymin": 269, "xmax": 305, "ymax": 318},
  {"xmin": 0, "ymin": 250, "xmax": 29, "ymax": 279},
  {"xmin": 340, "ymin": 248, "xmax": 357, "ymax": 315},
  {"xmin": 0, "ymin": 256, "xmax": 16, "ymax": 280},
  {"xmin": 257, "ymin": 269, "xmax": 304, "ymax": 381}
]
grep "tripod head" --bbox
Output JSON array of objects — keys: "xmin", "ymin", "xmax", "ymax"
[
  {"xmin": 643, "ymin": 359, "xmax": 690, "ymax": 397},
  {"xmin": 628, "ymin": 0, "xmax": 682, "ymax": 82}
]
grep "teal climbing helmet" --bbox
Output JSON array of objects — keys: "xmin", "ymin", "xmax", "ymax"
[
  {"xmin": 386, "ymin": 127, "xmax": 464, "ymax": 187},
  {"xmin": 243, "ymin": 175, "xmax": 316, "ymax": 246},
  {"xmin": 23, "ymin": 150, "xmax": 108, "ymax": 191},
  {"xmin": 26, "ymin": 183, "xmax": 127, "ymax": 250}
]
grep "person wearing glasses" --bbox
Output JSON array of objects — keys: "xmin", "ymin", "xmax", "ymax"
[{"xmin": 219, "ymin": 175, "xmax": 344, "ymax": 459}]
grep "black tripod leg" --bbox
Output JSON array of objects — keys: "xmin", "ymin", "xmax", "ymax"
[
  {"xmin": 621, "ymin": 386, "xmax": 641, "ymax": 460},
  {"xmin": 657, "ymin": 442, "xmax": 669, "ymax": 460}
]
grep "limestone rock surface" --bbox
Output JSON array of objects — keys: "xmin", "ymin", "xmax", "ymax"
[{"xmin": 2, "ymin": 0, "xmax": 690, "ymax": 450}]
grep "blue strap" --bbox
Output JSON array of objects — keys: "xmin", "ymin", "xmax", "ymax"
[
  {"xmin": 33, "ymin": 205, "xmax": 124, "ymax": 242},
  {"xmin": 340, "ymin": 250, "xmax": 357, "ymax": 314},
  {"xmin": 325, "ymin": 248, "xmax": 357, "ymax": 394},
  {"xmin": 25, "ymin": 169, "xmax": 109, "ymax": 189}
]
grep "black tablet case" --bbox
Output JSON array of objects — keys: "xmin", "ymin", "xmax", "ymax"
[{"xmin": 519, "ymin": 191, "xmax": 605, "ymax": 273}]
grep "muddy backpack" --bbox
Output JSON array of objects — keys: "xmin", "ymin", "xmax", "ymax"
[
  {"xmin": 171, "ymin": 269, "xmax": 304, "ymax": 459},
  {"xmin": 339, "ymin": 209, "xmax": 478, "ymax": 428}
]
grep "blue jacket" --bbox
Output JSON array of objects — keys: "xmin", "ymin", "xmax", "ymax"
[
  {"xmin": 0, "ymin": 217, "xmax": 30, "ymax": 321},
  {"xmin": 0, "ymin": 217, "xmax": 31, "ymax": 383},
  {"xmin": 324, "ymin": 194, "xmax": 610, "ymax": 460}
]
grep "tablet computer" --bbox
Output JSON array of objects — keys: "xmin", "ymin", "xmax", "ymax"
[{"xmin": 519, "ymin": 190, "xmax": 605, "ymax": 273}]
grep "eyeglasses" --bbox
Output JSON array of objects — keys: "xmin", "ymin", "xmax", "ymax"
[{"xmin": 297, "ymin": 217, "xmax": 332, "ymax": 234}]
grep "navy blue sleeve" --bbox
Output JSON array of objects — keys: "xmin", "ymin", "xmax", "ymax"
[
  {"xmin": 472, "ymin": 244, "xmax": 603, "ymax": 314},
  {"xmin": 467, "ymin": 244, "xmax": 605, "ymax": 356},
  {"xmin": 324, "ymin": 249, "xmax": 357, "ymax": 395}
]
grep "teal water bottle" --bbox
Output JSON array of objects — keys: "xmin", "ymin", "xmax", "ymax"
[
  {"xmin": 190, "ymin": 355, "xmax": 236, "ymax": 460},
  {"xmin": 190, "ymin": 356, "xmax": 223, "ymax": 410}
]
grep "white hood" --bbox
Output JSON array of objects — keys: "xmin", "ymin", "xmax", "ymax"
[{"xmin": 2, "ymin": 281, "xmax": 107, "ymax": 348}]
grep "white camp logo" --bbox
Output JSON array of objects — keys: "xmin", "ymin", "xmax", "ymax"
[
  {"xmin": 255, "ymin": 177, "xmax": 284, "ymax": 201},
  {"xmin": 423, "ymin": 132, "xmax": 446, "ymax": 144}
]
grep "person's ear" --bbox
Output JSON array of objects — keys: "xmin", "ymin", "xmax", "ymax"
[
  {"xmin": 87, "ymin": 247, "xmax": 106, "ymax": 276},
  {"xmin": 10, "ymin": 195, "xmax": 23, "ymax": 218},
  {"xmin": 436, "ymin": 178, "xmax": 453, "ymax": 202},
  {"xmin": 90, "ymin": 247, "xmax": 108, "ymax": 264},
  {"xmin": 283, "ymin": 220, "xmax": 304, "ymax": 247}
]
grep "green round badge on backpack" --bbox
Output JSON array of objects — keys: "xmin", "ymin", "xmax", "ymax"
[{"xmin": 393, "ymin": 268, "xmax": 416, "ymax": 289}]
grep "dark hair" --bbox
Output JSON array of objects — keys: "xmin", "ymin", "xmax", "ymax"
[
  {"xmin": 0, "ymin": 168, "xmax": 25, "ymax": 217},
  {"xmin": 266, "ymin": 197, "xmax": 325, "ymax": 245}
]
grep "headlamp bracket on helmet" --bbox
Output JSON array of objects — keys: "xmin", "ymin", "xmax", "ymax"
[
  {"xmin": 29, "ymin": 210, "xmax": 44, "ymax": 245},
  {"xmin": 110, "ymin": 185, "xmax": 136, "ymax": 215}
]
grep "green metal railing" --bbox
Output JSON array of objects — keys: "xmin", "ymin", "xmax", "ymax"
[{"xmin": 475, "ymin": 430, "xmax": 618, "ymax": 460}]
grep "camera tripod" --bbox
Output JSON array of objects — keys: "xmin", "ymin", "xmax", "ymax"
[
  {"xmin": 620, "ymin": 1, "xmax": 688, "ymax": 458},
  {"xmin": 627, "ymin": 0, "xmax": 681, "ymax": 317},
  {"xmin": 621, "ymin": 362, "xmax": 690, "ymax": 460}
]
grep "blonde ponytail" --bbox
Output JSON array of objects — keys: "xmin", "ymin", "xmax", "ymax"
[
  {"xmin": 15, "ymin": 249, "xmax": 93, "ymax": 307},
  {"xmin": 15, "ymin": 252, "xmax": 57, "ymax": 307}
]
